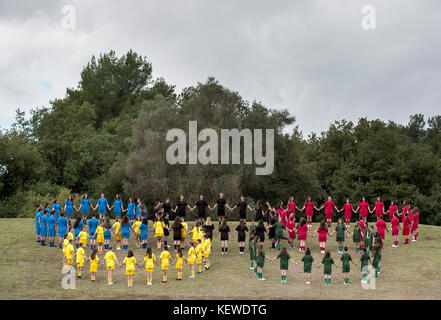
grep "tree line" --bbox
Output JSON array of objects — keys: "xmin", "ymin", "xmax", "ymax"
[{"xmin": 1, "ymin": 50, "xmax": 440, "ymax": 225}]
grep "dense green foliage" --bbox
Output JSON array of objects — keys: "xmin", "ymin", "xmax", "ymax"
[{"xmin": 1, "ymin": 51, "xmax": 440, "ymax": 224}]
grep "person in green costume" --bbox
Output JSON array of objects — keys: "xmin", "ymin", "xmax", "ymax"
[
  {"xmin": 268, "ymin": 216, "xmax": 293, "ymax": 250},
  {"xmin": 352, "ymin": 221, "xmax": 362, "ymax": 254},
  {"xmin": 333, "ymin": 218, "xmax": 352, "ymax": 254},
  {"xmin": 360, "ymin": 248, "xmax": 371, "ymax": 283},
  {"xmin": 255, "ymin": 243, "xmax": 271, "ymax": 280},
  {"xmin": 268, "ymin": 247, "xmax": 296, "ymax": 283},
  {"xmin": 294, "ymin": 247, "xmax": 315, "ymax": 285},
  {"xmin": 317, "ymin": 251, "xmax": 334, "ymax": 286},
  {"xmin": 336, "ymin": 246, "xmax": 358, "ymax": 285}
]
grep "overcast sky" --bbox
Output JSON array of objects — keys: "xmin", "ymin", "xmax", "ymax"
[{"xmin": 1, "ymin": 0, "xmax": 440, "ymax": 135}]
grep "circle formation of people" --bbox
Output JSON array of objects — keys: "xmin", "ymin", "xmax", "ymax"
[{"xmin": 34, "ymin": 193, "xmax": 420, "ymax": 287}]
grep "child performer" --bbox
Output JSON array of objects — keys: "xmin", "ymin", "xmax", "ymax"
[
  {"xmin": 111, "ymin": 217, "xmax": 122, "ymax": 250},
  {"xmin": 269, "ymin": 247, "xmax": 295, "ymax": 283},
  {"xmin": 132, "ymin": 216, "xmax": 142, "ymax": 249},
  {"xmin": 402, "ymin": 212, "xmax": 410, "ymax": 244},
  {"xmin": 311, "ymin": 220, "xmax": 332, "ymax": 254},
  {"xmin": 334, "ymin": 218, "xmax": 352, "ymax": 254},
  {"xmin": 301, "ymin": 196, "xmax": 319, "ymax": 228},
  {"xmin": 390, "ymin": 213, "xmax": 401, "ymax": 247},
  {"xmin": 295, "ymin": 247, "xmax": 314, "ymax": 285},
  {"xmin": 121, "ymin": 250, "xmax": 137, "ymax": 287},
  {"xmin": 233, "ymin": 220, "xmax": 249, "ymax": 254},
  {"xmin": 92, "ymin": 222, "xmax": 105, "ymax": 254},
  {"xmin": 216, "ymin": 218, "xmax": 231, "ymax": 255},
  {"xmin": 187, "ymin": 241, "xmax": 197, "ymax": 279},
  {"xmin": 203, "ymin": 234, "xmax": 212, "ymax": 270},
  {"xmin": 318, "ymin": 196, "xmax": 339, "ymax": 228},
  {"xmin": 337, "ymin": 246, "xmax": 357, "ymax": 285},
  {"xmin": 286, "ymin": 212, "xmax": 296, "ymax": 249},
  {"xmin": 341, "ymin": 199, "xmax": 355, "ymax": 228},
  {"xmin": 352, "ymin": 221, "xmax": 362, "ymax": 254},
  {"xmin": 195, "ymin": 239, "xmax": 204, "ymax": 274},
  {"xmin": 103, "ymin": 246, "xmax": 118, "ymax": 285},
  {"xmin": 411, "ymin": 207, "xmax": 420, "ymax": 242},
  {"xmin": 75, "ymin": 244, "xmax": 85, "ymax": 278},
  {"xmin": 120, "ymin": 215, "xmax": 133, "ymax": 252},
  {"xmin": 171, "ymin": 217, "xmax": 183, "ymax": 251},
  {"xmin": 256, "ymin": 243, "xmax": 272, "ymax": 281},
  {"xmin": 174, "ymin": 249, "xmax": 186, "ymax": 280},
  {"xmin": 297, "ymin": 218, "xmax": 309, "ymax": 253},
  {"xmin": 139, "ymin": 217, "xmax": 149, "ymax": 249},
  {"xmin": 317, "ymin": 251, "xmax": 334, "ymax": 286},
  {"xmin": 137, "ymin": 247, "xmax": 156, "ymax": 286},
  {"xmin": 76, "ymin": 226, "xmax": 88, "ymax": 249},
  {"xmin": 89, "ymin": 249, "xmax": 99, "ymax": 282},
  {"xmin": 371, "ymin": 245, "xmax": 382, "ymax": 278},
  {"xmin": 360, "ymin": 248, "xmax": 370, "ymax": 283},
  {"xmin": 159, "ymin": 245, "xmax": 172, "ymax": 283}
]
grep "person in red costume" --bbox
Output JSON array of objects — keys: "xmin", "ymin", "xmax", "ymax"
[
  {"xmin": 341, "ymin": 199, "xmax": 356, "ymax": 228},
  {"xmin": 390, "ymin": 213, "xmax": 401, "ymax": 247},
  {"xmin": 373, "ymin": 197, "xmax": 385, "ymax": 221},
  {"xmin": 318, "ymin": 196, "xmax": 339, "ymax": 228},
  {"xmin": 411, "ymin": 207, "xmax": 420, "ymax": 242},
  {"xmin": 310, "ymin": 220, "xmax": 332, "ymax": 254},
  {"xmin": 386, "ymin": 201, "xmax": 399, "ymax": 224},
  {"xmin": 301, "ymin": 196, "xmax": 319, "ymax": 228},
  {"xmin": 355, "ymin": 197, "xmax": 371, "ymax": 220},
  {"xmin": 402, "ymin": 212, "xmax": 411, "ymax": 245}
]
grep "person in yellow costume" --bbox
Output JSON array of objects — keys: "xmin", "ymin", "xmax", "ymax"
[
  {"xmin": 75, "ymin": 245, "xmax": 85, "ymax": 278},
  {"xmin": 180, "ymin": 218, "xmax": 188, "ymax": 249},
  {"xmin": 65, "ymin": 239, "xmax": 75, "ymax": 273},
  {"xmin": 203, "ymin": 234, "xmax": 212, "ymax": 270},
  {"xmin": 76, "ymin": 226, "xmax": 89, "ymax": 248},
  {"xmin": 159, "ymin": 246, "xmax": 172, "ymax": 283},
  {"xmin": 102, "ymin": 245, "xmax": 119, "ymax": 285},
  {"xmin": 61, "ymin": 234, "xmax": 69, "ymax": 267},
  {"xmin": 89, "ymin": 249, "xmax": 99, "ymax": 281},
  {"xmin": 187, "ymin": 241, "xmax": 196, "ymax": 279},
  {"xmin": 68, "ymin": 229, "xmax": 74, "ymax": 242},
  {"xmin": 112, "ymin": 217, "xmax": 122, "ymax": 250},
  {"xmin": 195, "ymin": 239, "xmax": 204, "ymax": 274},
  {"xmin": 152, "ymin": 217, "xmax": 166, "ymax": 249},
  {"xmin": 190, "ymin": 221, "xmax": 202, "ymax": 244},
  {"xmin": 137, "ymin": 246, "xmax": 156, "ymax": 285},
  {"xmin": 92, "ymin": 222, "xmax": 105, "ymax": 254},
  {"xmin": 132, "ymin": 216, "xmax": 142, "ymax": 248},
  {"xmin": 174, "ymin": 248, "xmax": 186, "ymax": 280},
  {"xmin": 120, "ymin": 250, "xmax": 137, "ymax": 287}
]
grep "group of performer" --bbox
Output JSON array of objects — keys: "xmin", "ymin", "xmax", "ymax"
[{"xmin": 34, "ymin": 192, "xmax": 421, "ymax": 286}]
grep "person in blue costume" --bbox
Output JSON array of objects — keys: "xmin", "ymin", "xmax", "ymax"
[
  {"xmin": 94, "ymin": 193, "xmax": 111, "ymax": 223},
  {"xmin": 77, "ymin": 194, "xmax": 93, "ymax": 223},
  {"xmin": 126, "ymin": 198, "xmax": 136, "ymax": 223},
  {"xmin": 139, "ymin": 217, "xmax": 149, "ymax": 249},
  {"xmin": 64, "ymin": 195, "xmax": 75, "ymax": 226},
  {"xmin": 35, "ymin": 204, "xmax": 43, "ymax": 242},
  {"xmin": 51, "ymin": 199, "xmax": 62, "ymax": 221},
  {"xmin": 103, "ymin": 217, "xmax": 113, "ymax": 251},
  {"xmin": 111, "ymin": 194, "xmax": 124, "ymax": 219},
  {"xmin": 39, "ymin": 209, "xmax": 48, "ymax": 246},
  {"xmin": 44, "ymin": 203, "xmax": 51, "ymax": 216},
  {"xmin": 72, "ymin": 216, "xmax": 84, "ymax": 248},
  {"xmin": 88, "ymin": 213, "xmax": 100, "ymax": 250},
  {"xmin": 120, "ymin": 215, "xmax": 133, "ymax": 252},
  {"xmin": 47, "ymin": 210, "xmax": 57, "ymax": 247},
  {"xmin": 56, "ymin": 212, "xmax": 69, "ymax": 249}
]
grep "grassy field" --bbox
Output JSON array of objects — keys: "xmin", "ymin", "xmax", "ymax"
[{"xmin": 1, "ymin": 218, "xmax": 440, "ymax": 300}]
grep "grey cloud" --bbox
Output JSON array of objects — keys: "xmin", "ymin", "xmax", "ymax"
[{"xmin": 1, "ymin": 0, "xmax": 440, "ymax": 135}]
